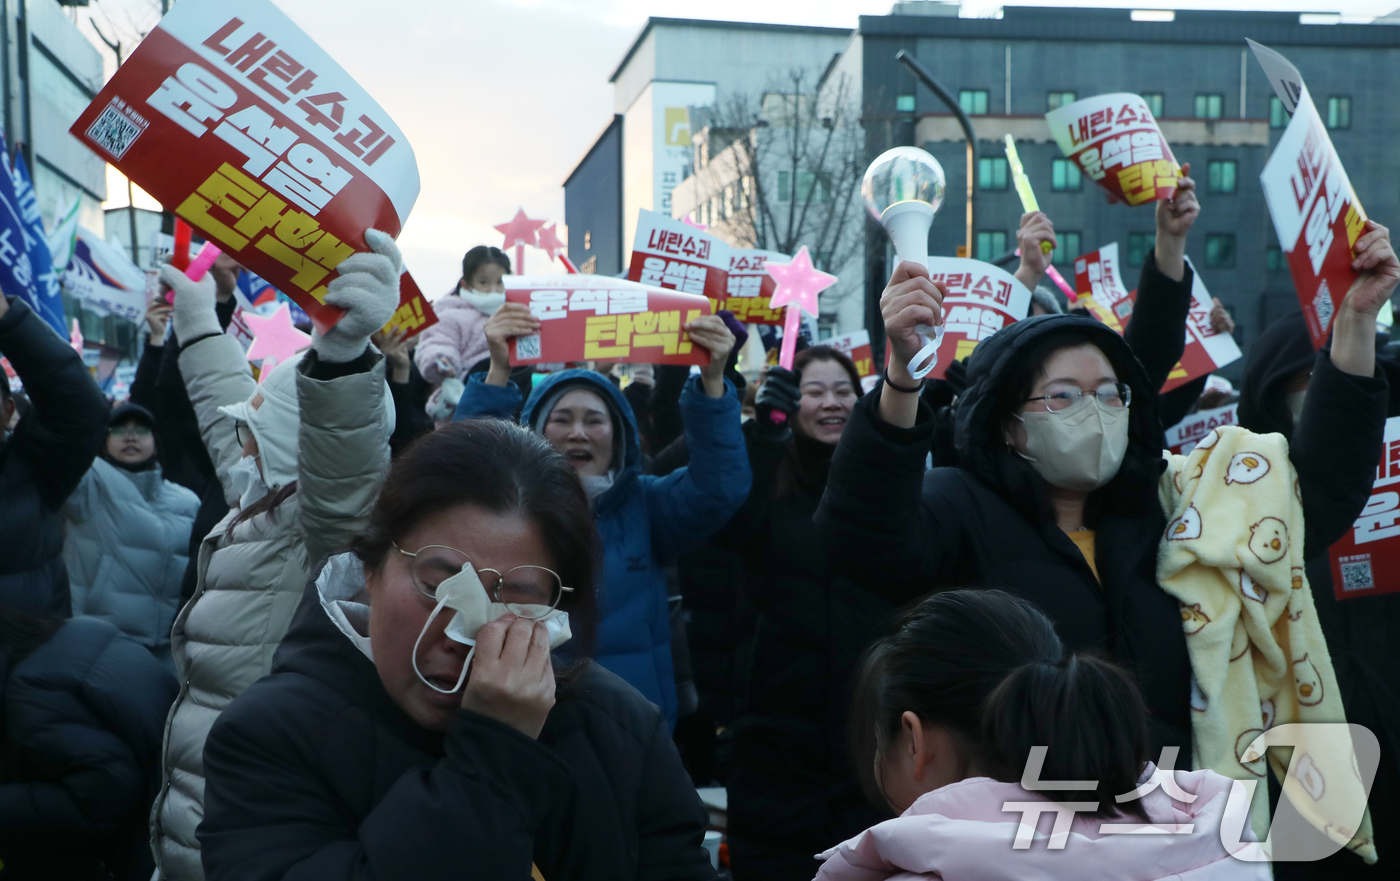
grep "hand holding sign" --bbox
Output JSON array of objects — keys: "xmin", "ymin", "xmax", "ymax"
[
  {"xmin": 485, "ymin": 302, "xmax": 541, "ymax": 386},
  {"xmin": 1332, "ymin": 220, "xmax": 1400, "ymax": 380},
  {"xmin": 686, "ymin": 314, "xmax": 737, "ymax": 399},
  {"xmin": 1155, "ymin": 164, "xmax": 1199, "ymax": 281}
]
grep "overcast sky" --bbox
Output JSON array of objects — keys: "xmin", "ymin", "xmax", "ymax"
[{"xmin": 80, "ymin": 0, "xmax": 1400, "ymax": 295}]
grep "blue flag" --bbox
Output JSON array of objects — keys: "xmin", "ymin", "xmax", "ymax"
[
  {"xmin": 0, "ymin": 133, "xmax": 62, "ymax": 335},
  {"xmin": 11, "ymin": 152, "xmax": 65, "ymax": 335}
]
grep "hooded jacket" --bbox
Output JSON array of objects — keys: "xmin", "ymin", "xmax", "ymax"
[
  {"xmin": 198, "ymin": 561, "xmax": 716, "ymax": 881},
  {"xmin": 816, "ymin": 313, "xmax": 1387, "ymax": 767},
  {"xmin": 453, "ymin": 369, "xmax": 751, "ymax": 725},
  {"xmin": 412, "ymin": 292, "xmax": 497, "ymax": 384},
  {"xmin": 0, "ymin": 298, "xmax": 106, "ymax": 617},
  {"xmin": 813, "ymin": 765, "xmax": 1270, "ymax": 881},
  {"xmin": 0, "ymin": 616, "xmax": 178, "ymax": 881},
  {"xmin": 150, "ymin": 335, "xmax": 392, "ymax": 880},
  {"xmin": 63, "ymin": 455, "xmax": 199, "ymax": 660}
]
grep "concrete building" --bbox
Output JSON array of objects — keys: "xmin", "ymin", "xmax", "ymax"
[
  {"xmin": 846, "ymin": 4, "xmax": 1400, "ymax": 364},
  {"xmin": 563, "ymin": 17, "xmax": 851, "ymax": 281}
]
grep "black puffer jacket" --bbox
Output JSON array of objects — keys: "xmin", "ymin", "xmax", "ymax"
[
  {"xmin": 1239, "ymin": 310, "xmax": 1400, "ymax": 879},
  {"xmin": 713, "ymin": 427, "xmax": 895, "ymax": 881},
  {"xmin": 0, "ymin": 616, "xmax": 178, "ymax": 880},
  {"xmin": 817, "ymin": 313, "xmax": 1387, "ymax": 767},
  {"xmin": 0, "ymin": 298, "xmax": 106, "ymax": 617},
  {"xmin": 200, "ymin": 586, "xmax": 716, "ymax": 881}
]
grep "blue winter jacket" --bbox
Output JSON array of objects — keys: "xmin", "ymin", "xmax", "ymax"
[{"xmin": 454, "ymin": 369, "xmax": 751, "ymax": 725}]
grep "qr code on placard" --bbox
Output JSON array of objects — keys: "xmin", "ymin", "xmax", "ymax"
[
  {"xmin": 1314, "ymin": 280, "xmax": 1335, "ymax": 331},
  {"xmin": 516, "ymin": 334, "xmax": 541, "ymax": 360},
  {"xmin": 86, "ymin": 100, "xmax": 147, "ymax": 159},
  {"xmin": 1340, "ymin": 559, "xmax": 1374, "ymax": 592}
]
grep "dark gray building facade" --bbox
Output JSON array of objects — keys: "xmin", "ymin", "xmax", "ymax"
[
  {"xmin": 564, "ymin": 115, "xmax": 623, "ymax": 277},
  {"xmin": 855, "ymin": 6, "xmax": 1400, "ymax": 365}
]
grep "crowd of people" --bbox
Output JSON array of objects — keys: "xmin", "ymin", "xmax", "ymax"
[{"xmin": 0, "ymin": 171, "xmax": 1397, "ymax": 881}]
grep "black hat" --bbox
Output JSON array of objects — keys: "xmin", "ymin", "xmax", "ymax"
[{"xmin": 108, "ymin": 402, "xmax": 157, "ymax": 431}]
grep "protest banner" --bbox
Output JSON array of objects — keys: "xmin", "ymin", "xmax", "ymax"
[
  {"xmin": 67, "ymin": 0, "xmax": 420, "ymax": 333},
  {"xmin": 505, "ymin": 275, "xmax": 712, "ymax": 367},
  {"xmin": 10, "ymin": 152, "xmax": 65, "ymax": 336},
  {"xmin": 63, "ymin": 227, "xmax": 147, "ymax": 324},
  {"xmin": 921, "ymin": 257, "xmax": 1032, "ymax": 379},
  {"xmin": 1074, "ymin": 247, "xmax": 1240, "ymax": 391},
  {"xmin": 1046, "ymin": 93, "xmax": 1181, "ymax": 207},
  {"xmin": 825, "ymin": 329, "xmax": 878, "ymax": 392},
  {"xmin": 0, "ymin": 131, "xmax": 58, "ymax": 336},
  {"xmin": 627, "ymin": 209, "xmax": 730, "ymax": 304},
  {"xmin": 1253, "ymin": 42, "xmax": 1366, "ymax": 349},
  {"xmin": 1329, "ymin": 416, "xmax": 1400, "ymax": 600},
  {"xmin": 722, "ymin": 249, "xmax": 787, "ymax": 324},
  {"xmin": 1164, "ymin": 403, "xmax": 1238, "ymax": 456}
]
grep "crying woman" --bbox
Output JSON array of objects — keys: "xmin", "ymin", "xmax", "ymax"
[{"xmin": 195, "ymin": 420, "xmax": 718, "ymax": 881}]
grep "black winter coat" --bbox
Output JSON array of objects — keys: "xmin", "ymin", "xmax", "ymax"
[
  {"xmin": 0, "ymin": 298, "xmax": 106, "ymax": 617},
  {"xmin": 0, "ymin": 616, "xmax": 178, "ymax": 880},
  {"xmin": 816, "ymin": 313, "xmax": 1387, "ymax": 768},
  {"xmin": 712, "ymin": 427, "xmax": 894, "ymax": 881},
  {"xmin": 200, "ymin": 586, "xmax": 717, "ymax": 881}
]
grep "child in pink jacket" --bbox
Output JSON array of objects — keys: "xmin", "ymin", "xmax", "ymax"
[
  {"xmin": 414, "ymin": 245, "xmax": 511, "ymax": 386},
  {"xmin": 816, "ymin": 590, "xmax": 1271, "ymax": 881}
]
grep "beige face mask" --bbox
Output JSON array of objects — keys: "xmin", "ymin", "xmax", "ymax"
[{"xmin": 1014, "ymin": 395, "xmax": 1130, "ymax": 493}]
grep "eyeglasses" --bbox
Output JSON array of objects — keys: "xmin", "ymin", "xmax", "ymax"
[
  {"xmin": 110, "ymin": 424, "xmax": 153, "ymax": 440},
  {"xmin": 235, "ymin": 422, "xmax": 252, "ymax": 449},
  {"xmin": 1024, "ymin": 382, "xmax": 1132, "ymax": 412},
  {"xmin": 392, "ymin": 542, "xmax": 571, "ymax": 618}
]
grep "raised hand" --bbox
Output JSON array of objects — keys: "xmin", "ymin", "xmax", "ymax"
[
  {"xmin": 1155, "ymin": 164, "xmax": 1199, "ymax": 281},
  {"xmin": 1015, "ymin": 211, "xmax": 1057, "ymax": 290},
  {"xmin": 685, "ymin": 314, "xmax": 737, "ymax": 399},
  {"xmin": 483, "ymin": 302, "xmax": 540, "ymax": 387},
  {"xmin": 312, "ymin": 229, "xmax": 402, "ymax": 363}
]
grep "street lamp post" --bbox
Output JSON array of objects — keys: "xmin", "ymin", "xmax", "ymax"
[{"xmin": 896, "ymin": 50, "xmax": 976, "ymax": 259}]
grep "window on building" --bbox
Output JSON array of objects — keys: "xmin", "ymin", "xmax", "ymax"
[
  {"xmin": 795, "ymin": 172, "xmax": 831, "ymax": 204},
  {"xmin": 1327, "ymin": 96, "xmax": 1352, "ymax": 130},
  {"xmin": 975, "ymin": 230, "xmax": 1007, "ymax": 262},
  {"xmin": 1142, "ymin": 92, "xmax": 1164, "ymax": 118},
  {"xmin": 1266, "ymin": 246, "xmax": 1287, "ymax": 272},
  {"xmin": 777, "ymin": 170, "xmax": 791, "ymax": 202},
  {"xmin": 1270, "ymin": 97, "xmax": 1288, "ymax": 129},
  {"xmin": 959, "ymin": 89, "xmax": 989, "ymax": 116},
  {"xmin": 1051, "ymin": 158, "xmax": 1082, "ymax": 191},
  {"xmin": 1206, "ymin": 233, "xmax": 1236, "ymax": 268},
  {"xmin": 1194, "ymin": 94, "xmax": 1223, "ymax": 120},
  {"xmin": 1208, "ymin": 160, "xmax": 1237, "ymax": 194},
  {"xmin": 978, "ymin": 157, "xmax": 1008, "ymax": 190},
  {"xmin": 896, "ymin": 94, "xmax": 915, "ymax": 112},
  {"xmin": 1128, "ymin": 232, "xmax": 1155, "ymax": 265},
  {"xmin": 1054, "ymin": 231, "xmax": 1082, "ymax": 264},
  {"xmin": 1047, "ymin": 91, "xmax": 1077, "ymax": 112}
]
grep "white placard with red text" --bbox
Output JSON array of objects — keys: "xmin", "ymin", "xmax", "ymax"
[
  {"xmin": 1046, "ymin": 93, "xmax": 1181, "ymax": 207},
  {"xmin": 1164, "ymin": 403, "xmax": 1239, "ymax": 456},
  {"xmin": 825, "ymin": 329, "xmax": 875, "ymax": 390},
  {"xmin": 1073, "ymin": 243, "xmax": 1134, "ymax": 332},
  {"xmin": 923, "ymin": 257, "xmax": 1032, "ymax": 379},
  {"xmin": 68, "ymin": 0, "xmax": 424, "ymax": 333},
  {"xmin": 627, "ymin": 209, "xmax": 730, "ymax": 304},
  {"xmin": 1329, "ymin": 416, "xmax": 1400, "ymax": 600},
  {"xmin": 722, "ymin": 249, "xmax": 787, "ymax": 325},
  {"xmin": 505, "ymin": 275, "xmax": 712, "ymax": 367},
  {"xmin": 1256, "ymin": 46, "xmax": 1366, "ymax": 349}
]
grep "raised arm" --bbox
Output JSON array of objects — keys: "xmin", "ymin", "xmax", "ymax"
[
  {"xmin": 1013, "ymin": 211, "xmax": 1056, "ymax": 293},
  {"xmin": 1294, "ymin": 219, "xmax": 1397, "ymax": 557},
  {"xmin": 0, "ymin": 297, "xmax": 106, "ymax": 511},
  {"xmin": 1124, "ymin": 170, "xmax": 1199, "ymax": 392}
]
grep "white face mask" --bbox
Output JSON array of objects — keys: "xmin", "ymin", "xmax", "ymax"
[
  {"xmin": 1014, "ymin": 395, "xmax": 1131, "ymax": 493},
  {"xmin": 412, "ymin": 561, "xmax": 572, "ymax": 695},
  {"xmin": 228, "ymin": 454, "xmax": 269, "ymax": 509}
]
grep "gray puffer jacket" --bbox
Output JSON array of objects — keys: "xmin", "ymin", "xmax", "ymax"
[
  {"xmin": 149, "ymin": 333, "xmax": 391, "ymax": 881},
  {"xmin": 63, "ymin": 458, "xmax": 199, "ymax": 661}
]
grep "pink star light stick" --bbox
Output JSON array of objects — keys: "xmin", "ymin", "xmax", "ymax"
[
  {"xmin": 244, "ymin": 302, "xmax": 312, "ymax": 380},
  {"xmin": 765, "ymin": 246, "xmax": 838, "ymax": 370}
]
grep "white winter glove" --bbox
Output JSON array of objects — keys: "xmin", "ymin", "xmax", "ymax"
[
  {"xmin": 312, "ymin": 229, "xmax": 403, "ymax": 363},
  {"xmin": 161, "ymin": 264, "xmax": 221, "ymax": 343}
]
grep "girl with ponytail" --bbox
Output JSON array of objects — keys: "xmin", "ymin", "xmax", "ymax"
[{"xmin": 824, "ymin": 590, "xmax": 1267, "ymax": 880}]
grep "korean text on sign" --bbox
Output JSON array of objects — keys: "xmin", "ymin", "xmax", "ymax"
[
  {"xmin": 1073, "ymin": 243, "xmax": 1134, "ymax": 333},
  {"xmin": 505, "ymin": 277, "xmax": 712, "ymax": 367},
  {"xmin": 1329, "ymin": 416, "xmax": 1400, "ymax": 600},
  {"xmin": 722, "ymin": 249, "xmax": 788, "ymax": 325},
  {"xmin": 627, "ymin": 209, "xmax": 730, "ymax": 305},
  {"xmin": 68, "ymin": 0, "xmax": 420, "ymax": 330},
  {"xmin": 1046, "ymin": 93, "xmax": 1180, "ymax": 207},
  {"xmin": 918, "ymin": 257, "xmax": 1032, "ymax": 380}
]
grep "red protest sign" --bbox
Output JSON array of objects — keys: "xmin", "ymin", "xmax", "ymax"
[
  {"xmin": 68, "ymin": 0, "xmax": 419, "ymax": 333},
  {"xmin": 1329, "ymin": 416, "xmax": 1400, "ymax": 600},
  {"xmin": 383, "ymin": 271, "xmax": 438, "ymax": 339},
  {"xmin": 921, "ymin": 257, "xmax": 1032, "ymax": 379},
  {"xmin": 1260, "ymin": 87, "xmax": 1366, "ymax": 348},
  {"xmin": 627, "ymin": 209, "xmax": 730, "ymax": 304},
  {"xmin": 506, "ymin": 276, "xmax": 712, "ymax": 367},
  {"xmin": 1074, "ymin": 246, "xmax": 1240, "ymax": 392},
  {"xmin": 1164, "ymin": 403, "xmax": 1238, "ymax": 456},
  {"xmin": 825, "ymin": 329, "xmax": 879, "ymax": 393},
  {"xmin": 722, "ymin": 249, "xmax": 788, "ymax": 325},
  {"xmin": 1047, "ymin": 94, "xmax": 1180, "ymax": 207}
]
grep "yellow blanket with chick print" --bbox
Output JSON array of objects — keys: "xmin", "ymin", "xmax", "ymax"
[{"xmin": 1157, "ymin": 426, "xmax": 1375, "ymax": 862}]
